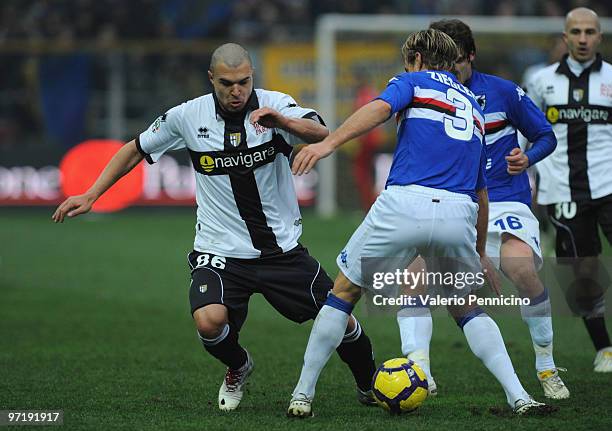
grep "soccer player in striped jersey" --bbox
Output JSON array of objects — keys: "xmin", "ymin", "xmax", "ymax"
[
  {"xmin": 52, "ymin": 43, "xmax": 377, "ymax": 412},
  {"xmin": 528, "ymin": 8, "xmax": 612, "ymax": 373},
  {"xmin": 396, "ymin": 19, "xmax": 568, "ymax": 401},
  {"xmin": 287, "ymin": 29, "xmax": 548, "ymax": 417}
]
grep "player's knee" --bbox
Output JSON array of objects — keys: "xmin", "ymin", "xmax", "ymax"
[
  {"xmin": 332, "ymin": 272, "xmax": 362, "ymax": 304},
  {"xmin": 193, "ymin": 304, "xmax": 229, "ymax": 338},
  {"xmin": 500, "ymin": 237, "xmax": 540, "ymax": 289}
]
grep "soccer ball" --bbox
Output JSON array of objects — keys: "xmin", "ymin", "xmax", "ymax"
[{"xmin": 372, "ymin": 358, "xmax": 429, "ymax": 414}]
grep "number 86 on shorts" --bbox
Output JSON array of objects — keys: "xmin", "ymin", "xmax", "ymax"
[{"xmin": 195, "ymin": 253, "xmax": 227, "ymax": 270}]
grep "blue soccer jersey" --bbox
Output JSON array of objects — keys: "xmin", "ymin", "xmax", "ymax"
[
  {"xmin": 465, "ymin": 70, "xmax": 555, "ymax": 206},
  {"xmin": 377, "ymin": 70, "xmax": 486, "ymax": 201}
]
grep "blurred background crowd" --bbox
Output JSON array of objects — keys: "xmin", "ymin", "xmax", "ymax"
[
  {"xmin": 1, "ymin": 0, "xmax": 609, "ymax": 43},
  {"xmin": 0, "ymin": 0, "xmax": 609, "ymax": 209}
]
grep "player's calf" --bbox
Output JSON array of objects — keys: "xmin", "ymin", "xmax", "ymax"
[
  {"xmin": 194, "ymin": 305, "xmax": 253, "ymax": 410},
  {"xmin": 501, "ymin": 237, "xmax": 566, "ymax": 392},
  {"xmin": 289, "ymin": 273, "xmax": 363, "ymax": 416},
  {"xmin": 451, "ymin": 304, "xmax": 534, "ymax": 409},
  {"xmin": 335, "ymin": 316, "xmax": 377, "ymax": 403}
]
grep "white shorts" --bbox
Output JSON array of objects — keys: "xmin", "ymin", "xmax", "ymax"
[
  {"xmin": 337, "ymin": 185, "xmax": 481, "ymax": 293},
  {"xmin": 485, "ymin": 201, "xmax": 543, "ymax": 271}
]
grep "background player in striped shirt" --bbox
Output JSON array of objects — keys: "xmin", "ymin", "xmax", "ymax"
[
  {"xmin": 396, "ymin": 19, "xmax": 568, "ymax": 401},
  {"xmin": 287, "ymin": 29, "xmax": 548, "ymax": 417},
  {"xmin": 528, "ymin": 8, "xmax": 612, "ymax": 373}
]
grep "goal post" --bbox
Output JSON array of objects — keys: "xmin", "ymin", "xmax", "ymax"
[{"xmin": 314, "ymin": 14, "xmax": 612, "ymax": 216}]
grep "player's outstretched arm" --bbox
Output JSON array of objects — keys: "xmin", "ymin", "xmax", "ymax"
[
  {"xmin": 250, "ymin": 107, "xmax": 328, "ymax": 143},
  {"xmin": 475, "ymin": 187, "xmax": 502, "ymax": 295},
  {"xmin": 292, "ymin": 99, "xmax": 391, "ymax": 175},
  {"xmin": 52, "ymin": 140, "xmax": 144, "ymax": 223}
]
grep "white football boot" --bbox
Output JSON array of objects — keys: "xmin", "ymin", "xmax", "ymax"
[
  {"xmin": 594, "ymin": 347, "xmax": 612, "ymax": 372},
  {"xmin": 287, "ymin": 393, "xmax": 313, "ymax": 418},
  {"xmin": 537, "ymin": 368, "xmax": 570, "ymax": 399},
  {"xmin": 218, "ymin": 351, "xmax": 254, "ymax": 411},
  {"xmin": 513, "ymin": 396, "xmax": 549, "ymax": 415},
  {"xmin": 407, "ymin": 351, "xmax": 437, "ymax": 397}
]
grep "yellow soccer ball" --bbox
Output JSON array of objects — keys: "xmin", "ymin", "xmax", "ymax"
[{"xmin": 372, "ymin": 358, "xmax": 429, "ymax": 414}]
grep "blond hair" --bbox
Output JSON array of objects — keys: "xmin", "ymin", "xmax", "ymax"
[{"xmin": 401, "ymin": 29, "xmax": 459, "ymax": 72}]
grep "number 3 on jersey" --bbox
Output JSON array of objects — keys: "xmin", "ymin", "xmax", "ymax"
[
  {"xmin": 444, "ymin": 88, "xmax": 474, "ymax": 141},
  {"xmin": 494, "ymin": 216, "xmax": 523, "ymax": 231}
]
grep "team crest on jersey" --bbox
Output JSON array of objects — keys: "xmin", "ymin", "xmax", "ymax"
[
  {"xmin": 475, "ymin": 95, "xmax": 486, "ymax": 109},
  {"xmin": 229, "ymin": 133, "xmax": 241, "ymax": 146},
  {"xmin": 573, "ymin": 89, "xmax": 584, "ymax": 102}
]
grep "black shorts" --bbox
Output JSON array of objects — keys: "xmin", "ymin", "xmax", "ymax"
[
  {"xmin": 187, "ymin": 245, "xmax": 333, "ymax": 330},
  {"xmin": 547, "ymin": 194, "xmax": 612, "ymax": 257}
]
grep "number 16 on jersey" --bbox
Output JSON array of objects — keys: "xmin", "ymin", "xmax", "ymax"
[{"xmin": 493, "ymin": 215, "xmax": 524, "ymax": 231}]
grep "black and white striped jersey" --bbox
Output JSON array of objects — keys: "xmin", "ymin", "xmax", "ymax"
[
  {"xmin": 137, "ymin": 89, "xmax": 322, "ymax": 258},
  {"xmin": 528, "ymin": 54, "xmax": 612, "ymax": 205}
]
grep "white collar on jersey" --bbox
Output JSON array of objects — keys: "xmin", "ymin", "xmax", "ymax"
[{"xmin": 566, "ymin": 55, "xmax": 596, "ymax": 77}]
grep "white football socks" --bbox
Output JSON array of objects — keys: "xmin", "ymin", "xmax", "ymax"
[
  {"xmin": 463, "ymin": 315, "xmax": 530, "ymax": 407},
  {"xmin": 292, "ymin": 304, "xmax": 350, "ymax": 399},
  {"xmin": 521, "ymin": 297, "xmax": 555, "ymax": 372},
  {"xmin": 397, "ymin": 307, "xmax": 433, "ymax": 379}
]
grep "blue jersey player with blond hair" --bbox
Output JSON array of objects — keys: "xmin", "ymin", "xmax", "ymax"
[
  {"xmin": 287, "ymin": 29, "xmax": 549, "ymax": 417},
  {"xmin": 395, "ymin": 19, "xmax": 567, "ymax": 403}
]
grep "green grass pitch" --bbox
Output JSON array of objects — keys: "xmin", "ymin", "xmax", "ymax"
[{"xmin": 1, "ymin": 209, "xmax": 611, "ymax": 430}]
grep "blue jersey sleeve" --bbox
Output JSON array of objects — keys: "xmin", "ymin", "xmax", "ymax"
[
  {"xmin": 376, "ymin": 73, "xmax": 415, "ymax": 115},
  {"xmin": 505, "ymin": 84, "xmax": 556, "ymax": 165},
  {"xmin": 475, "ymin": 143, "xmax": 487, "ymax": 192}
]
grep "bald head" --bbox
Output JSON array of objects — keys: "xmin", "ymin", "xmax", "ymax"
[
  {"xmin": 565, "ymin": 7, "xmax": 600, "ymax": 32},
  {"xmin": 208, "ymin": 43, "xmax": 254, "ymax": 114},
  {"xmin": 563, "ymin": 7, "xmax": 601, "ymax": 63},
  {"xmin": 210, "ymin": 43, "xmax": 252, "ymax": 72}
]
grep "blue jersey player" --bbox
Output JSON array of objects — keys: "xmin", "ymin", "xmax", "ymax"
[
  {"xmin": 397, "ymin": 19, "xmax": 568, "ymax": 402},
  {"xmin": 287, "ymin": 29, "xmax": 548, "ymax": 417}
]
